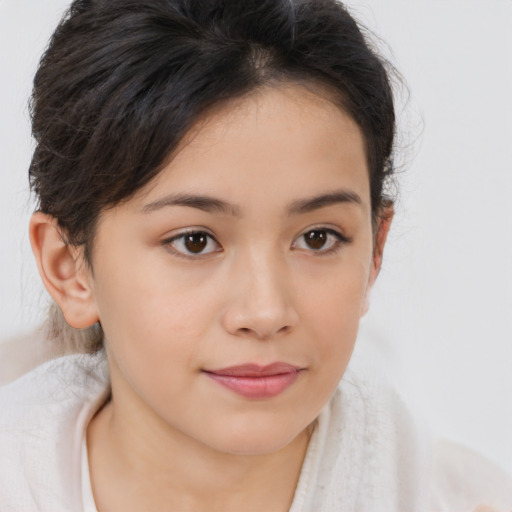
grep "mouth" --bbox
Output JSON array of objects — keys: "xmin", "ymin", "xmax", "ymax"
[{"xmin": 202, "ymin": 363, "xmax": 304, "ymax": 399}]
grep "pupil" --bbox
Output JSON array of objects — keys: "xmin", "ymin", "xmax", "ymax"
[
  {"xmin": 185, "ymin": 233, "xmax": 207, "ymax": 253},
  {"xmin": 305, "ymin": 230, "xmax": 327, "ymax": 249}
]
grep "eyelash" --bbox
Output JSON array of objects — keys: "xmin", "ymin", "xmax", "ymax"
[
  {"xmin": 162, "ymin": 227, "xmax": 351, "ymax": 259},
  {"xmin": 162, "ymin": 230, "xmax": 221, "ymax": 259},
  {"xmin": 292, "ymin": 228, "xmax": 351, "ymax": 256}
]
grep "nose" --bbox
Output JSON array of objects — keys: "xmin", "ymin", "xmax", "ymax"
[{"xmin": 221, "ymin": 251, "xmax": 299, "ymax": 341}]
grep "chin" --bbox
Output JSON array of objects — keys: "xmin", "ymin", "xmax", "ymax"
[{"xmin": 204, "ymin": 419, "xmax": 311, "ymax": 456}]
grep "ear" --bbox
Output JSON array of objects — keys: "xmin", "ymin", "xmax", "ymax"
[
  {"xmin": 29, "ymin": 212, "xmax": 99, "ymax": 329},
  {"xmin": 361, "ymin": 203, "xmax": 394, "ymax": 316}
]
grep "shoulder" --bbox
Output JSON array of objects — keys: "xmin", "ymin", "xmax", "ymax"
[
  {"xmin": 342, "ymin": 345, "xmax": 512, "ymax": 509},
  {"xmin": 317, "ymin": 364, "xmax": 511, "ymax": 511},
  {"xmin": 431, "ymin": 439, "xmax": 512, "ymax": 511},
  {"xmin": 0, "ymin": 350, "xmax": 109, "ymax": 440},
  {"xmin": 0, "ymin": 351, "xmax": 110, "ymax": 510},
  {"xmin": 0, "ymin": 349, "xmax": 109, "ymax": 413},
  {"xmin": 308, "ymin": 365, "xmax": 434, "ymax": 510}
]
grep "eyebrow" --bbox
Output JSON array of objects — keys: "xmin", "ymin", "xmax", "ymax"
[
  {"xmin": 141, "ymin": 193, "xmax": 241, "ymax": 216},
  {"xmin": 141, "ymin": 189, "xmax": 362, "ymax": 216},
  {"xmin": 287, "ymin": 190, "xmax": 362, "ymax": 215}
]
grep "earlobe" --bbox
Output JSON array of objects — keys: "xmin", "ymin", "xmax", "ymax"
[
  {"xmin": 361, "ymin": 204, "xmax": 394, "ymax": 316},
  {"xmin": 29, "ymin": 212, "xmax": 99, "ymax": 329}
]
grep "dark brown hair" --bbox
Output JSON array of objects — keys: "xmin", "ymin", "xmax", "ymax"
[
  {"xmin": 29, "ymin": 0, "xmax": 396, "ymax": 351},
  {"xmin": 30, "ymin": 0, "xmax": 395, "ymax": 260}
]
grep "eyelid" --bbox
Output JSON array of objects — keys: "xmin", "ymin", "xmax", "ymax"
[
  {"xmin": 291, "ymin": 226, "xmax": 351, "ymax": 254},
  {"xmin": 161, "ymin": 228, "xmax": 222, "ymax": 259},
  {"xmin": 160, "ymin": 225, "xmax": 350, "ymax": 259}
]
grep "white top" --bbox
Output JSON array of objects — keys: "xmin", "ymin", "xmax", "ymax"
[
  {"xmin": 81, "ymin": 437, "xmax": 97, "ymax": 512},
  {"xmin": 1, "ymin": 351, "xmax": 510, "ymax": 511}
]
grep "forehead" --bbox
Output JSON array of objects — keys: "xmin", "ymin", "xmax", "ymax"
[{"xmin": 130, "ymin": 83, "xmax": 370, "ymax": 215}]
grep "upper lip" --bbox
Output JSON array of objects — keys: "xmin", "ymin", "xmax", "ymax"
[{"xmin": 204, "ymin": 363, "xmax": 302, "ymax": 377}]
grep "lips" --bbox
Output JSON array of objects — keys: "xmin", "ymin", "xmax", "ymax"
[{"xmin": 203, "ymin": 363, "xmax": 303, "ymax": 399}]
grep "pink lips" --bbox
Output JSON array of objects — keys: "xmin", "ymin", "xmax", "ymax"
[{"xmin": 203, "ymin": 363, "xmax": 302, "ymax": 399}]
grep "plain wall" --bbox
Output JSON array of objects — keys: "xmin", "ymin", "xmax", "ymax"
[{"xmin": 1, "ymin": 0, "xmax": 511, "ymax": 474}]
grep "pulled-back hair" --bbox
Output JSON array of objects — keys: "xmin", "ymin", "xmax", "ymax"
[{"xmin": 29, "ymin": 0, "xmax": 396, "ymax": 352}]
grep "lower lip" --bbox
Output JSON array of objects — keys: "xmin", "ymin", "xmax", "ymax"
[{"xmin": 204, "ymin": 371, "xmax": 300, "ymax": 399}]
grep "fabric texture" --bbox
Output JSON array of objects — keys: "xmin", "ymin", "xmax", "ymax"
[
  {"xmin": 81, "ymin": 437, "xmax": 97, "ymax": 512},
  {"xmin": 1, "ymin": 351, "xmax": 510, "ymax": 511}
]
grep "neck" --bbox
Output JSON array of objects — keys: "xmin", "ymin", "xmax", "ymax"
[{"xmin": 87, "ymin": 383, "xmax": 314, "ymax": 512}]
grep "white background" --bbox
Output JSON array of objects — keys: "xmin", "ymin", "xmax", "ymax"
[{"xmin": 1, "ymin": 0, "xmax": 511, "ymax": 474}]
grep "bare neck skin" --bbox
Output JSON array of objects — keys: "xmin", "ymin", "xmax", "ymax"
[{"xmin": 87, "ymin": 365, "xmax": 314, "ymax": 512}]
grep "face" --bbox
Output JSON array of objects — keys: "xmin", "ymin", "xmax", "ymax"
[{"xmin": 85, "ymin": 84, "xmax": 379, "ymax": 455}]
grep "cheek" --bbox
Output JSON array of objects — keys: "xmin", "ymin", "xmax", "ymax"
[
  {"xmin": 286, "ymin": 266, "xmax": 368, "ymax": 426},
  {"xmin": 300, "ymin": 256, "xmax": 370, "ymax": 366},
  {"xmin": 95, "ymin": 275, "xmax": 213, "ymax": 404},
  {"xmin": 92, "ymin": 260, "xmax": 225, "ymax": 371}
]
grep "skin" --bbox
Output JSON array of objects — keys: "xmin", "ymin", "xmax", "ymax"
[{"xmin": 30, "ymin": 83, "xmax": 392, "ymax": 511}]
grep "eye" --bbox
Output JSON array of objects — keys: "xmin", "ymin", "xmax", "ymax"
[
  {"xmin": 292, "ymin": 228, "xmax": 348, "ymax": 254},
  {"xmin": 163, "ymin": 231, "xmax": 221, "ymax": 257}
]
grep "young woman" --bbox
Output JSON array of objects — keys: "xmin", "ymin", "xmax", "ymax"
[{"xmin": 1, "ymin": 0, "xmax": 510, "ymax": 510}]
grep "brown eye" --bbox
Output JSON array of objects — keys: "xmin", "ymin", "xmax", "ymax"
[
  {"xmin": 166, "ymin": 231, "xmax": 220, "ymax": 257},
  {"xmin": 292, "ymin": 228, "xmax": 347, "ymax": 254},
  {"xmin": 184, "ymin": 233, "xmax": 208, "ymax": 253},
  {"xmin": 304, "ymin": 230, "xmax": 328, "ymax": 250}
]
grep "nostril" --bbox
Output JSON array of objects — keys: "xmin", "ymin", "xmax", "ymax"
[
  {"xmin": 278, "ymin": 325, "xmax": 292, "ymax": 335},
  {"xmin": 235, "ymin": 324, "xmax": 292, "ymax": 339}
]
